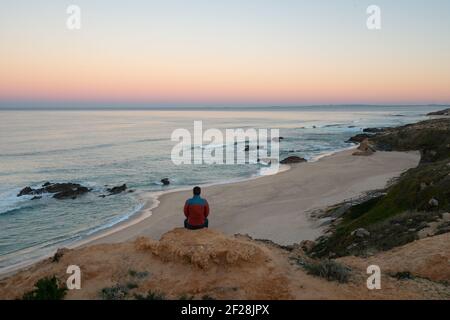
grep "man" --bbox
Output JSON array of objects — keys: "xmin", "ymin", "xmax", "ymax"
[{"xmin": 184, "ymin": 186, "xmax": 209, "ymax": 230}]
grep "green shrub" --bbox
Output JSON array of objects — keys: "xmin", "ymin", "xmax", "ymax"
[
  {"xmin": 126, "ymin": 282, "xmax": 139, "ymax": 290},
  {"xmin": 101, "ymin": 284, "xmax": 129, "ymax": 300},
  {"xmin": 392, "ymin": 271, "xmax": 414, "ymax": 280},
  {"xmin": 22, "ymin": 276, "xmax": 67, "ymax": 300},
  {"xmin": 302, "ymin": 259, "xmax": 351, "ymax": 283},
  {"xmin": 134, "ymin": 290, "xmax": 166, "ymax": 300}
]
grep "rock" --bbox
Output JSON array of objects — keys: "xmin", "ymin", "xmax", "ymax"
[
  {"xmin": 299, "ymin": 240, "xmax": 316, "ymax": 253},
  {"xmin": 418, "ymin": 221, "xmax": 440, "ymax": 239},
  {"xmin": 53, "ymin": 186, "xmax": 89, "ymax": 200},
  {"xmin": 346, "ymin": 134, "xmax": 371, "ymax": 144},
  {"xmin": 280, "ymin": 156, "xmax": 307, "ymax": 164},
  {"xmin": 272, "ymin": 137, "xmax": 284, "ymax": 142},
  {"xmin": 106, "ymin": 184, "xmax": 127, "ymax": 195},
  {"xmin": 244, "ymin": 145, "xmax": 250, "ymax": 152},
  {"xmin": 312, "ymin": 125, "xmax": 317, "ymax": 129},
  {"xmin": 429, "ymin": 198, "xmax": 439, "ymax": 207},
  {"xmin": 363, "ymin": 127, "xmax": 386, "ymax": 133},
  {"xmin": 17, "ymin": 182, "xmax": 90, "ymax": 200},
  {"xmin": 128, "ymin": 190, "xmax": 135, "ymax": 193},
  {"xmin": 351, "ymin": 228, "xmax": 370, "ymax": 238},
  {"xmin": 17, "ymin": 186, "xmax": 35, "ymax": 197},
  {"xmin": 442, "ymin": 213, "xmax": 450, "ymax": 221},
  {"xmin": 52, "ymin": 248, "xmax": 69, "ymax": 263},
  {"xmin": 420, "ymin": 182, "xmax": 428, "ymax": 191},
  {"xmin": 352, "ymin": 139, "xmax": 376, "ymax": 156},
  {"xmin": 31, "ymin": 196, "xmax": 42, "ymax": 201},
  {"xmin": 161, "ymin": 178, "xmax": 170, "ymax": 186},
  {"xmin": 331, "ymin": 203, "xmax": 352, "ymax": 218},
  {"xmin": 427, "ymin": 108, "xmax": 450, "ymax": 116}
]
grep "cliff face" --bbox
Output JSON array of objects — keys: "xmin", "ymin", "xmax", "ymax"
[{"xmin": 0, "ymin": 228, "xmax": 449, "ymax": 300}]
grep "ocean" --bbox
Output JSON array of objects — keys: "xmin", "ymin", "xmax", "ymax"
[{"xmin": 0, "ymin": 105, "xmax": 442, "ymax": 272}]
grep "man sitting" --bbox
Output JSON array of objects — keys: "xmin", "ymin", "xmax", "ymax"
[{"xmin": 184, "ymin": 186, "xmax": 209, "ymax": 230}]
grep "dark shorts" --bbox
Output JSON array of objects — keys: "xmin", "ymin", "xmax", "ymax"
[{"xmin": 184, "ymin": 218, "xmax": 209, "ymax": 230}]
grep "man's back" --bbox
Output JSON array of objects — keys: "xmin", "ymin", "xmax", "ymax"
[{"xmin": 184, "ymin": 194, "xmax": 209, "ymax": 227}]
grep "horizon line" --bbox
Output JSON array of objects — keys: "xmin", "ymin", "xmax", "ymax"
[{"xmin": 0, "ymin": 103, "xmax": 449, "ymax": 111}]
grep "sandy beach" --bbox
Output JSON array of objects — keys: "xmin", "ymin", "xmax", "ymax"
[{"xmin": 86, "ymin": 149, "xmax": 420, "ymax": 246}]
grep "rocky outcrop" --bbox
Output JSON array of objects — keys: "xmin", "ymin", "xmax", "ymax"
[
  {"xmin": 351, "ymin": 228, "xmax": 370, "ymax": 238},
  {"xmin": 161, "ymin": 178, "xmax": 170, "ymax": 186},
  {"xmin": 427, "ymin": 108, "xmax": 450, "ymax": 116},
  {"xmin": 52, "ymin": 186, "xmax": 90, "ymax": 200},
  {"xmin": 299, "ymin": 240, "xmax": 316, "ymax": 253},
  {"xmin": 17, "ymin": 182, "xmax": 90, "ymax": 200},
  {"xmin": 369, "ymin": 118, "xmax": 450, "ymax": 163},
  {"xmin": 346, "ymin": 133, "xmax": 372, "ymax": 144},
  {"xmin": 352, "ymin": 139, "xmax": 376, "ymax": 156},
  {"xmin": 363, "ymin": 127, "xmax": 386, "ymax": 133},
  {"xmin": 106, "ymin": 184, "xmax": 127, "ymax": 195},
  {"xmin": 17, "ymin": 187, "xmax": 34, "ymax": 197},
  {"xmin": 280, "ymin": 156, "xmax": 307, "ymax": 164}
]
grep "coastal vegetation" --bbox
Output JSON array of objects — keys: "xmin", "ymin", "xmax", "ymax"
[
  {"xmin": 298, "ymin": 259, "xmax": 351, "ymax": 283},
  {"xmin": 22, "ymin": 276, "xmax": 67, "ymax": 300},
  {"xmin": 311, "ymin": 116, "xmax": 450, "ymax": 258}
]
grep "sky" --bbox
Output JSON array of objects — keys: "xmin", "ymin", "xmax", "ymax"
[{"xmin": 1, "ymin": 0, "xmax": 450, "ymax": 108}]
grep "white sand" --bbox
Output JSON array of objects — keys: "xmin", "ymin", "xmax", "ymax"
[{"xmin": 85, "ymin": 149, "xmax": 420, "ymax": 246}]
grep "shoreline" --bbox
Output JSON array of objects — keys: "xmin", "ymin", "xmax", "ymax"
[
  {"xmin": 75, "ymin": 145, "xmax": 357, "ymax": 247},
  {"xmin": 75, "ymin": 146, "xmax": 355, "ymax": 247},
  {"xmin": 0, "ymin": 146, "xmax": 421, "ymax": 277},
  {"xmin": 0, "ymin": 146, "xmax": 352, "ymax": 277},
  {"xmin": 83, "ymin": 148, "xmax": 420, "ymax": 246}
]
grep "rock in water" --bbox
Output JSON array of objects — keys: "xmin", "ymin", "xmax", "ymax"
[
  {"xmin": 53, "ymin": 186, "xmax": 90, "ymax": 200},
  {"xmin": 280, "ymin": 156, "xmax": 307, "ymax": 164},
  {"xmin": 17, "ymin": 186, "xmax": 35, "ymax": 197},
  {"xmin": 427, "ymin": 108, "xmax": 450, "ymax": 116},
  {"xmin": 161, "ymin": 178, "xmax": 170, "ymax": 186},
  {"xmin": 363, "ymin": 127, "xmax": 386, "ymax": 133},
  {"xmin": 106, "ymin": 184, "xmax": 127, "ymax": 195},
  {"xmin": 17, "ymin": 182, "xmax": 90, "ymax": 200}
]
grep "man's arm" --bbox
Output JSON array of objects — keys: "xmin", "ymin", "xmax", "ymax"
[
  {"xmin": 184, "ymin": 201, "xmax": 190, "ymax": 218},
  {"xmin": 204, "ymin": 200, "xmax": 210, "ymax": 218}
]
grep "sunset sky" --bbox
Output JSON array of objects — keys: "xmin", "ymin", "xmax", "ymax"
[{"xmin": 1, "ymin": 0, "xmax": 450, "ymax": 107}]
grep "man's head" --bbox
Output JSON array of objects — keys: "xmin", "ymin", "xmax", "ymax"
[{"xmin": 193, "ymin": 186, "xmax": 201, "ymax": 196}]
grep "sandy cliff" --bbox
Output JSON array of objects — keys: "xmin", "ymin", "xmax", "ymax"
[{"xmin": 1, "ymin": 228, "xmax": 448, "ymax": 300}]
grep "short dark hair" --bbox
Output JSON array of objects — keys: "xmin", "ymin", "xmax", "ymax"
[{"xmin": 193, "ymin": 186, "xmax": 201, "ymax": 195}]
